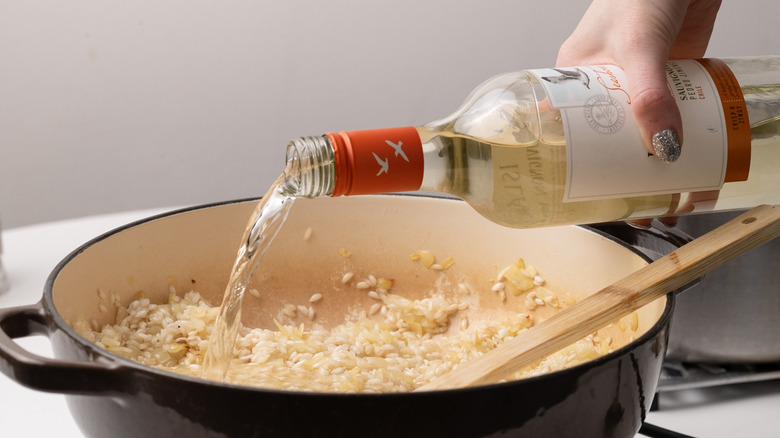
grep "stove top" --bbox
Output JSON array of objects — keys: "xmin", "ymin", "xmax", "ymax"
[
  {"xmin": 657, "ymin": 361, "xmax": 780, "ymax": 394},
  {"xmin": 638, "ymin": 361, "xmax": 780, "ymax": 437}
]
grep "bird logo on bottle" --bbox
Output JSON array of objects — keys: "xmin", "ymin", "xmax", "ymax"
[
  {"xmin": 373, "ymin": 153, "xmax": 389, "ymax": 175},
  {"xmin": 385, "ymin": 140, "xmax": 409, "ymax": 162},
  {"xmin": 372, "ymin": 139, "xmax": 411, "ymax": 176}
]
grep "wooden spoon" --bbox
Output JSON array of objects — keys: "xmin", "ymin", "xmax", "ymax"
[{"xmin": 418, "ymin": 204, "xmax": 780, "ymax": 391}]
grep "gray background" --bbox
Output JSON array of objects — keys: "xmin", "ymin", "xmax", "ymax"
[{"xmin": 2, "ymin": 0, "xmax": 778, "ymax": 228}]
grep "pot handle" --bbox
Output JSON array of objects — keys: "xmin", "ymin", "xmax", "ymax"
[
  {"xmin": 589, "ymin": 221, "xmax": 694, "ymax": 261},
  {"xmin": 0, "ymin": 301, "xmax": 128, "ymax": 395}
]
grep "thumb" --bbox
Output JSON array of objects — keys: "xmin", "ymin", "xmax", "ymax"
[{"xmin": 621, "ymin": 57, "xmax": 683, "ymax": 163}]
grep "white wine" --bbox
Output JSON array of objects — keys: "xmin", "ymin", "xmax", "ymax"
[
  {"xmin": 284, "ymin": 56, "xmax": 780, "ymax": 228},
  {"xmin": 414, "ymin": 131, "xmax": 677, "ymax": 228},
  {"xmin": 204, "ymin": 170, "xmax": 296, "ymax": 378}
]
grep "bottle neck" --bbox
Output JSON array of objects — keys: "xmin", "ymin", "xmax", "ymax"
[
  {"xmin": 283, "ymin": 135, "xmax": 336, "ymax": 198},
  {"xmin": 285, "ymin": 127, "xmax": 426, "ymax": 198}
]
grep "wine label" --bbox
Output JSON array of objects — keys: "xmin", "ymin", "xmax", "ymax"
[{"xmin": 528, "ymin": 59, "xmax": 750, "ymax": 202}]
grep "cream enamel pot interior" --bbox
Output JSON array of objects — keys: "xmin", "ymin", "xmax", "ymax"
[{"xmin": 0, "ymin": 195, "xmax": 681, "ymax": 438}]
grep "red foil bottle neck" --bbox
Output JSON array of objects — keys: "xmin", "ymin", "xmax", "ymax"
[{"xmin": 326, "ymin": 127, "xmax": 424, "ymax": 197}]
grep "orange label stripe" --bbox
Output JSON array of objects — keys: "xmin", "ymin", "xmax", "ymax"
[{"xmin": 697, "ymin": 58, "xmax": 751, "ymax": 183}]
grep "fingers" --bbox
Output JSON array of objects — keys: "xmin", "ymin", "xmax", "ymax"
[
  {"xmin": 626, "ymin": 218, "xmax": 654, "ymax": 229},
  {"xmin": 620, "ymin": 55, "xmax": 683, "ymax": 163},
  {"xmin": 627, "ymin": 216, "xmax": 679, "ymax": 229},
  {"xmin": 558, "ymin": 0, "xmax": 695, "ymax": 163},
  {"xmin": 669, "ymin": 0, "xmax": 722, "ymax": 58},
  {"xmin": 617, "ymin": 0, "xmax": 691, "ymax": 163},
  {"xmin": 555, "ymin": 0, "xmax": 722, "ymax": 229},
  {"xmin": 623, "ymin": 0, "xmax": 720, "ymax": 163}
]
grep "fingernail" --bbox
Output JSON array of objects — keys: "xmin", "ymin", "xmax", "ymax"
[{"xmin": 652, "ymin": 129, "xmax": 681, "ymax": 163}]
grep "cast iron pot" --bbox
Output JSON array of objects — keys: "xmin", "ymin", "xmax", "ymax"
[{"xmin": 0, "ymin": 196, "xmax": 685, "ymax": 438}]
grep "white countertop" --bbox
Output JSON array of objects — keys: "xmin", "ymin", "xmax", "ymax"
[
  {"xmin": 0, "ymin": 208, "xmax": 172, "ymax": 438},
  {"xmin": 1, "ymin": 207, "xmax": 779, "ymax": 437}
]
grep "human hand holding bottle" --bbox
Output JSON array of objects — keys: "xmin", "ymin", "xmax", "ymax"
[{"xmin": 557, "ymin": 0, "xmax": 722, "ymax": 226}]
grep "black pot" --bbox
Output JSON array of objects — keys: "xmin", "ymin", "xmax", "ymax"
[{"xmin": 0, "ymin": 196, "xmax": 682, "ymax": 438}]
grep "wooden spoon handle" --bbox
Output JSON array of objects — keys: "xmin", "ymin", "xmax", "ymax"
[{"xmin": 418, "ymin": 205, "xmax": 780, "ymax": 391}]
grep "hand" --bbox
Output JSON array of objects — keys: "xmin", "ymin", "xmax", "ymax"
[
  {"xmin": 558, "ymin": 0, "xmax": 721, "ymax": 228},
  {"xmin": 557, "ymin": 0, "xmax": 722, "ymax": 163}
]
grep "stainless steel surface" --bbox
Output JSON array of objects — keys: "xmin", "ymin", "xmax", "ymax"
[{"xmin": 667, "ymin": 210, "xmax": 780, "ymax": 363}]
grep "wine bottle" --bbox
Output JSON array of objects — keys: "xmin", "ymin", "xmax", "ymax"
[{"xmin": 282, "ymin": 56, "xmax": 780, "ymax": 228}]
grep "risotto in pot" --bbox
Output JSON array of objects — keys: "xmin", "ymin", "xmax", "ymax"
[{"xmin": 75, "ymin": 249, "xmax": 640, "ymax": 393}]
